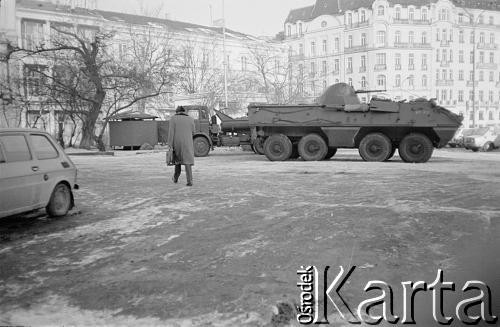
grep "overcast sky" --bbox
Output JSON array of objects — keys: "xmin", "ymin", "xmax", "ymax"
[{"xmin": 97, "ymin": 0, "xmax": 315, "ymax": 36}]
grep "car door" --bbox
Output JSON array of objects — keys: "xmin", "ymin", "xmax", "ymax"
[
  {"xmin": 27, "ymin": 133, "xmax": 69, "ymax": 207},
  {"xmin": 0, "ymin": 133, "xmax": 42, "ymax": 218}
]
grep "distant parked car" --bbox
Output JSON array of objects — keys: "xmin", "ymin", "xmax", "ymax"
[
  {"xmin": 463, "ymin": 126, "xmax": 500, "ymax": 152},
  {"xmin": 0, "ymin": 129, "xmax": 79, "ymax": 219}
]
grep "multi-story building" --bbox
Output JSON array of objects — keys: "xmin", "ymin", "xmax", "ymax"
[
  {"xmin": 284, "ymin": 0, "xmax": 500, "ymax": 128},
  {"xmin": 0, "ymin": 0, "xmax": 286, "ymax": 140}
]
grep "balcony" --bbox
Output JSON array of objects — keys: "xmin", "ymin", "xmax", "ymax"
[
  {"xmin": 394, "ymin": 42, "xmax": 431, "ymax": 49},
  {"xmin": 393, "ymin": 18, "xmax": 430, "ymax": 25},
  {"xmin": 359, "ymin": 66, "xmax": 366, "ymax": 73},
  {"xmin": 440, "ymin": 40, "xmax": 451, "ymax": 47},
  {"xmin": 394, "ymin": 42, "xmax": 410, "ymax": 48},
  {"xmin": 374, "ymin": 64, "xmax": 387, "ymax": 71},
  {"xmin": 289, "ymin": 54, "xmax": 304, "ymax": 61},
  {"xmin": 345, "ymin": 21, "xmax": 369, "ymax": 30},
  {"xmin": 345, "ymin": 44, "xmax": 368, "ymax": 53},
  {"xmin": 476, "ymin": 63, "xmax": 498, "ymax": 70},
  {"xmin": 436, "ymin": 80, "xmax": 454, "ymax": 87},
  {"xmin": 413, "ymin": 43, "xmax": 431, "ymax": 49},
  {"xmin": 477, "ymin": 43, "xmax": 498, "ymax": 50}
]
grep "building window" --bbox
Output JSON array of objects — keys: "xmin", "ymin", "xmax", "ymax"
[
  {"xmin": 241, "ymin": 56, "xmax": 247, "ymax": 71},
  {"xmin": 409, "ymin": 53, "xmax": 414, "ymax": 70},
  {"xmin": 395, "ymin": 53, "xmax": 401, "ymax": 69},
  {"xmin": 421, "ymin": 54, "xmax": 427, "ymax": 69},
  {"xmin": 478, "ymin": 15, "xmax": 484, "ymax": 25},
  {"xmin": 311, "ymin": 42, "xmax": 316, "ymax": 56},
  {"xmin": 298, "ymin": 23, "xmax": 303, "ymax": 35},
  {"xmin": 449, "ymin": 69, "xmax": 453, "ymax": 80},
  {"xmin": 21, "ymin": 20, "xmax": 45, "ymax": 50},
  {"xmin": 376, "ymin": 53, "xmax": 386, "ymax": 65},
  {"xmin": 458, "ymin": 13, "xmax": 464, "ymax": 23},
  {"xmin": 347, "ymin": 57, "xmax": 353, "ymax": 73},
  {"xmin": 334, "ymin": 59, "xmax": 339, "ymax": 72},
  {"xmin": 361, "ymin": 33, "xmax": 366, "ymax": 45},
  {"xmin": 408, "ymin": 75, "xmax": 414, "ymax": 87},
  {"xmin": 361, "ymin": 55, "xmax": 366, "ymax": 69},
  {"xmin": 459, "ymin": 50, "xmax": 464, "ymax": 63},
  {"xmin": 489, "ymin": 91, "xmax": 494, "ymax": 102},
  {"xmin": 409, "ymin": 31, "xmax": 414, "ymax": 44},
  {"xmin": 479, "ymin": 111, "xmax": 484, "ymax": 120},
  {"xmin": 323, "ymin": 80, "xmax": 327, "ymax": 90},
  {"xmin": 479, "ymin": 51, "xmax": 484, "ymax": 63},
  {"xmin": 361, "ymin": 76, "xmax": 367, "ymax": 88},
  {"xmin": 287, "ymin": 25, "xmax": 291, "ymax": 36},
  {"xmin": 469, "ymin": 70, "xmax": 474, "ymax": 81},
  {"xmin": 422, "ymin": 75, "xmax": 427, "ymax": 87},
  {"xmin": 436, "ymin": 49, "xmax": 440, "ymax": 62},
  {"xmin": 395, "ymin": 7, "xmax": 401, "ymax": 20},
  {"xmin": 322, "ymin": 60, "xmax": 327, "ymax": 75},
  {"xmin": 490, "ymin": 33, "xmax": 495, "ymax": 44},
  {"xmin": 377, "ymin": 5, "xmax": 385, "ymax": 16},
  {"xmin": 299, "ymin": 64, "xmax": 304, "ymax": 78},
  {"xmin": 470, "ymin": 31, "xmax": 475, "ymax": 44},
  {"xmin": 299, "ymin": 43, "xmax": 304, "ymax": 55},
  {"xmin": 347, "ymin": 13, "xmax": 352, "ymax": 26},
  {"xmin": 395, "ymin": 31, "xmax": 401, "ymax": 43},
  {"xmin": 421, "ymin": 8, "xmax": 428, "ymax": 21},
  {"xmin": 489, "ymin": 16, "xmax": 494, "ymax": 25},
  {"xmin": 310, "ymin": 62, "xmax": 316, "ymax": 77},
  {"xmin": 334, "ymin": 38, "xmax": 339, "ymax": 52},
  {"xmin": 409, "ymin": 7, "xmax": 414, "ymax": 21},
  {"xmin": 377, "ymin": 74, "xmax": 386, "ymax": 87},
  {"xmin": 360, "ymin": 10, "xmax": 366, "ymax": 22},
  {"xmin": 459, "ymin": 70, "xmax": 464, "ymax": 80},
  {"xmin": 490, "ymin": 52, "xmax": 495, "ymax": 63},
  {"xmin": 442, "ymin": 49, "xmax": 447, "ymax": 62},
  {"xmin": 480, "ymin": 32, "xmax": 485, "ymax": 44},
  {"xmin": 322, "ymin": 39, "xmax": 327, "ymax": 53},
  {"xmin": 376, "ymin": 31, "xmax": 386, "ymax": 45},
  {"xmin": 459, "ymin": 30, "xmax": 464, "ymax": 43},
  {"xmin": 421, "ymin": 32, "xmax": 427, "ymax": 44},
  {"xmin": 479, "ymin": 71, "xmax": 484, "ymax": 81},
  {"xmin": 470, "ymin": 51, "xmax": 474, "ymax": 64},
  {"xmin": 395, "ymin": 74, "xmax": 401, "ymax": 87},
  {"xmin": 24, "ymin": 64, "xmax": 47, "ymax": 97},
  {"xmin": 348, "ymin": 35, "xmax": 353, "ymax": 48},
  {"xmin": 458, "ymin": 90, "xmax": 464, "ymax": 102},
  {"xmin": 489, "ymin": 71, "xmax": 494, "ymax": 82},
  {"xmin": 449, "ymin": 50, "xmax": 453, "ymax": 62},
  {"xmin": 348, "ymin": 78, "xmax": 353, "ymax": 86},
  {"xmin": 436, "ymin": 28, "xmax": 440, "ymax": 41}
]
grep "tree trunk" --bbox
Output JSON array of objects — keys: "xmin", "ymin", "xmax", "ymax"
[
  {"xmin": 57, "ymin": 119, "xmax": 65, "ymax": 148},
  {"xmin": 79, "ymin": 92, "xmax": 105, "ymax": 149}
]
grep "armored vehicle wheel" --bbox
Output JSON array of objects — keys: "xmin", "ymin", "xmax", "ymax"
[
  {"xmin": 290, "ymin": 144, "xmax": 300, "ymax": 159},
  {"xmin": 194, "ymin": 136, "xmax": 210, "ymax": 157},
  {"xmin": 385, "ymin": 147, "xmax": 396, "ymax": 161},
  {"xmin": 324, "ymin": 147, "xmax": 338, "ymax": 160},
  {"xmin": 264, "ymin": 134, "xmax": 293, "ymax": 161},
  {"xmin": 398, "ymin": 133, "xmax": 433, "ymax": 163},
  {"xmin": 482, "ymin": 142, "xmax": 494, "ymax": 152},
  {"xmin": 298, "ymin": 134, "xmax": 328, "ymax": 161},
  {"xmin": 253, "ymin": 137, "xmax": 265, "ymax": 155},
  {"xmin": 358, "ymin": 133, "xmax": 392, "ymax": 162}
]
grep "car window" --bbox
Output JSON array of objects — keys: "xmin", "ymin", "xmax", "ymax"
[
  {"xmin": 31, "ymin": 134, "xmax": 59, "ymax": 160},
  {"xmin": 0, "ymin": 135, "xmax": 32, "ymax": 162},
  {"xmin": 188, "ymin": 110, "xmax": 199, "ymax": 120}
]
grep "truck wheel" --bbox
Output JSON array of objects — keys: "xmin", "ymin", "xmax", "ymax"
[
  {"xmin": 46, "ymin": 183, "xmax": 72, "ymax": 217},
  {"xmin": 482, "ymin": 142, "xmax": 494, "ymax": 152},
  {"xmin": 298, "ymin": 134, "xmax": 328, "ymax": 161},
  {"xmin": 323, "ymin": 147, "xmax": 337, "ymax": 160},
  {"xmin": 398, "ymin": 133, "xmax": 433, "ymax": 163},
  {"xmin": 253, "ymin": 137, "xmax": 265, "ymax": 155},
  {"xmin": 264, "ymin": 134, "xmax": 293, "ymax": 161},
  {"xmin": 358, "ymin": 133, "xmax": 392, "ymax": 162},
  {"xmin": 194, "ymin": 136, "xmax": 210, "ymax": 157},
  {"xmin": 385, "ymin": 147, "xmax": 396, "ymax": 161}
]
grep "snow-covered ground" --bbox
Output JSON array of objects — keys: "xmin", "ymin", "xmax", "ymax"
[{"xmin": 0, "ymin": 148, "xmax": 499, "ymax": 326}]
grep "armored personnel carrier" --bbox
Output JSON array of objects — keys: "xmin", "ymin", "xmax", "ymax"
[{"xmin": 248, "ymin": 83, "xmax": 462, "ymax": 163}]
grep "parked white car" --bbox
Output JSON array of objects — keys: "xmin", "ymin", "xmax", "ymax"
[
  {"xmin": 0, "ymin": 128, "xmax": 79, "ymax": 219},
  {"xmin": 463, "ymin": 126, "xmax": 500, "ymax": 152}
]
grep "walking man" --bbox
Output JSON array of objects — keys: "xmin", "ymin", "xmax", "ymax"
[{"xmin": 167, "ymin": 106, "xmax": 195, "ymax": 186}]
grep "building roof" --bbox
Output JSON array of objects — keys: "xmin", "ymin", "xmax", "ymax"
[
  {"xmin": 17, "ymin": 0, "xmax": 258, "ymax": 41},
  {"xmin": 284, "ymin": 0, "xmax": 500, "ymax": 24}
]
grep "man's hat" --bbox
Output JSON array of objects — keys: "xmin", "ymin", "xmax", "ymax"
[{"xmin": 176, "ymin": 106, "xmax": 186, "ymax": 113}]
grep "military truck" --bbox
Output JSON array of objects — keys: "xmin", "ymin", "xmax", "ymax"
[
  {"xmin": 248, "ymin": 83, "xmax": 463, "ymax": 163},
  {"xmin": 158, "ymin": 105, "xmax": 253, "ymax": 157}
]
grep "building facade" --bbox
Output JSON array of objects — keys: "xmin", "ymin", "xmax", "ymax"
[
  {"xmin": 284, "ymin": 0, "xmax": 500, "ymax": 128},
  {"xmin": 0, "ymin": 0, "xmax": 286, "ymax": 141}
]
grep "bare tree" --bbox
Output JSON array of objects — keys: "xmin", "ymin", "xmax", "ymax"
[{"xmin": 19, "ymin": 23, "xmax": 176, "ymax": 150}]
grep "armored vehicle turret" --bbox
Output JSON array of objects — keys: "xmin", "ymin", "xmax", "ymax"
[{"xmin": 248, "ymin": 83, "xmax": 463, "ymax": 163}]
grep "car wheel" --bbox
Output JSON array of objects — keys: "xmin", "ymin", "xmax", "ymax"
[
  {"xmin": 298, "ymin": 133, "xmax": 328, "ymax": 161},
  {"xmin": 482, "ymin": 142, "xmax": 493, "ymax": 152},
  {"xmin": 253, "ymin": 137, "xmax": 265, "ymax": 155},
  {"xmin": 263, "ymin": 134, "xmax": 293, "ymax": 161},
  {"xmin": 46, "ymin": 183, "xmax": 72, "ymax": 217}
]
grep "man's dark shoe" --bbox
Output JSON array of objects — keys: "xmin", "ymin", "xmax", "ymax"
[
  {"xmin": 186, "ymin": 182, "xmax": 193, "ymax": 187},
  {"xmin": 172, "ymin": 176, "xmax": 178, "ymax": 184}
]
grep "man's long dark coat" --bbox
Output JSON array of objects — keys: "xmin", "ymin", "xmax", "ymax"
[{"xmin": 167, "ymin": 113, "xmax": 195, "ymax": 165}]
